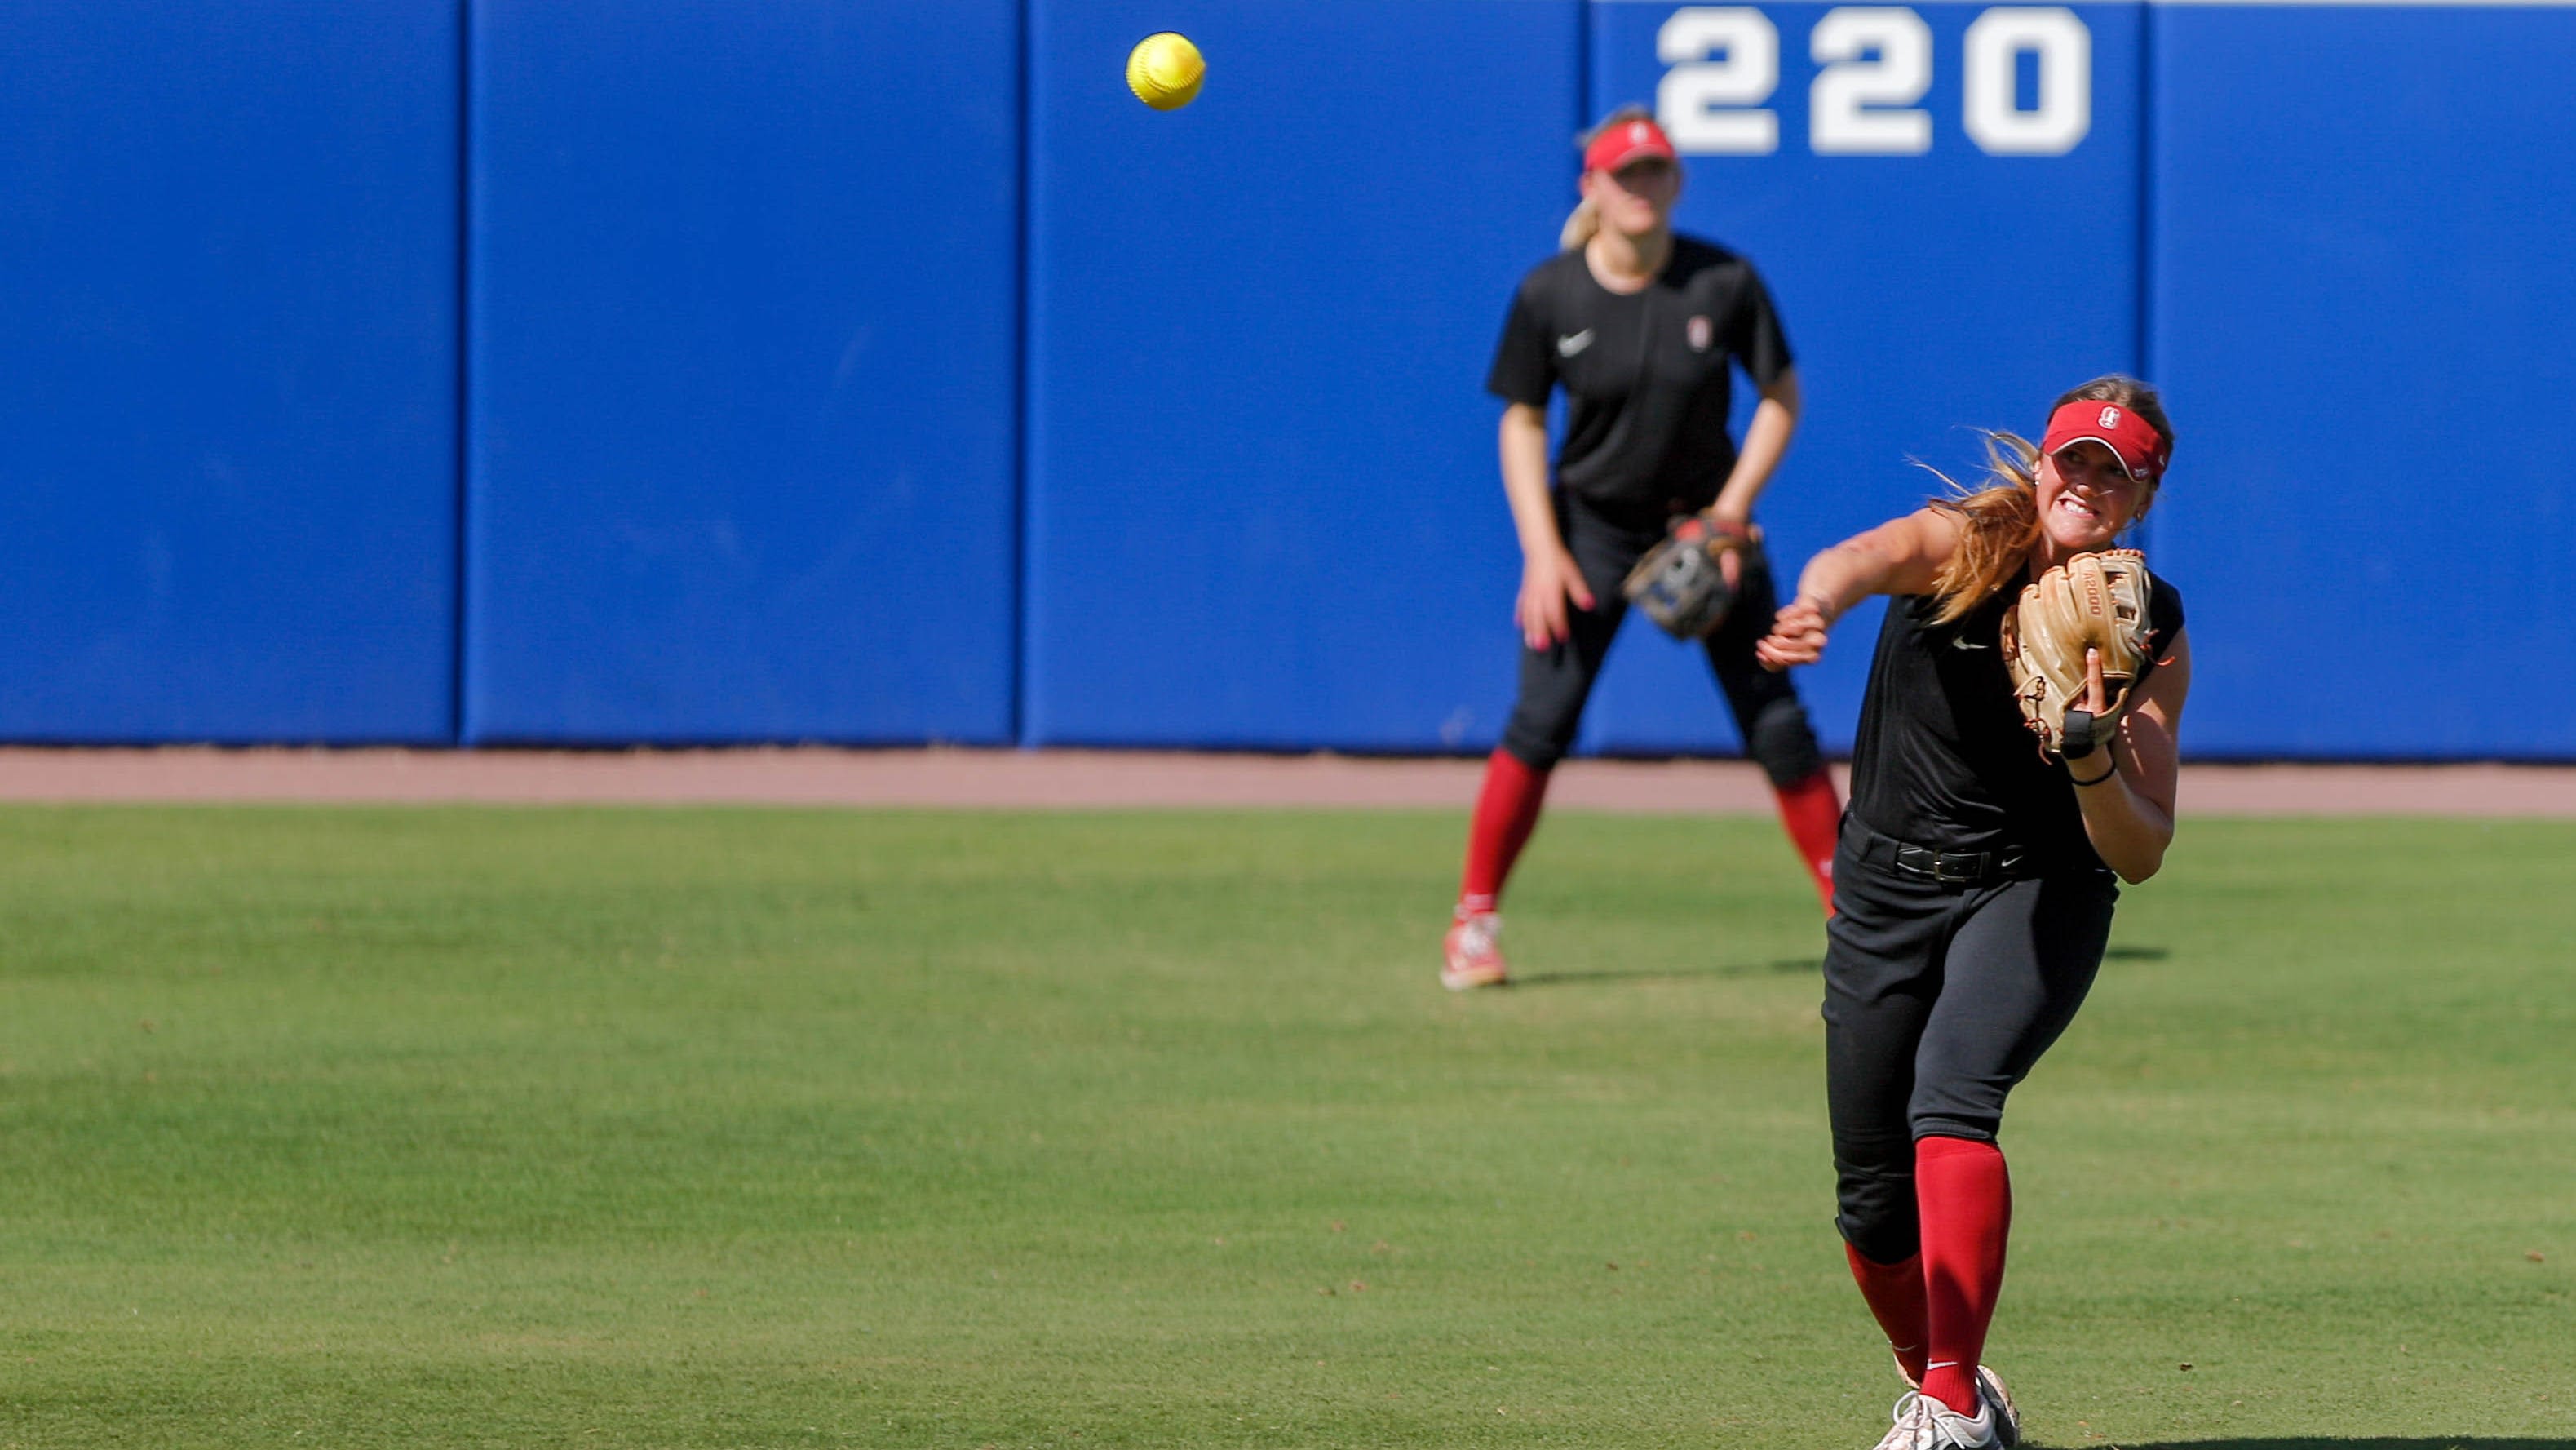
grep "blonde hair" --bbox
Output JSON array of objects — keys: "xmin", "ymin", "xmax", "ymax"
[
  {"xmin": 1559, "ymin": 104, "xmax": 1658, "ymax": 251},
  {"xmin": 1923, "ymin": 375, "xmax": 2175, "ymax": 625},
  {"xmin": 1560, "ymin": 195, "xmax": 1600, "ymax": 251}
]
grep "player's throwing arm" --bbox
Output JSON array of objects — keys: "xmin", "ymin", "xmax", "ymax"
[{"xmin": 1755, "ymin": 378, "xmax": 2193, "ymax": 1450}]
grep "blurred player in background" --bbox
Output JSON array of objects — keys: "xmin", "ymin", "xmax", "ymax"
[
  {"xmin": 1444, "ymin": 107, "xmax": 1840, "ymax": 991},
  {"xmin": 1755, "ymin": 378, "xmax": 2190, "ymax": 1450}
]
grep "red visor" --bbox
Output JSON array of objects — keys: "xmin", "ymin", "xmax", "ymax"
[
  {"xmin": 1584, "ymin": 116, "xmax": 1677, "ymax": 174},
  {"xmin": 2041, "ymin": 399, "xmax": 2169, "ymax": 481}
]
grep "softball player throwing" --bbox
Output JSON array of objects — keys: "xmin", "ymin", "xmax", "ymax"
[
  {"xmin": 1755, "ymin": 377, "xmax": 2190, "ymax": 1450},
  {"xmin": 1445, "ymin": 108, "xmax": 1842, "ymax": 991}
]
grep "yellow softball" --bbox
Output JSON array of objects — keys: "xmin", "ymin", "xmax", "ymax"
[{"xmin": 1126, "ymin": 32, "xmax": 1205, "ymax": 111}]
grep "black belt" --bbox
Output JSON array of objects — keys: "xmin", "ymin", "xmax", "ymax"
[{"xmin": 1844, "ymin": 817, "xmax": 2037, "ymax": 888}]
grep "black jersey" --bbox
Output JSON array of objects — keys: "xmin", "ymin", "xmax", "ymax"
[
  {"xmin": 1486, "ymin": 236, "xmax": 1792, "ymax": 521},
  {"xmin": 1847, "ymin": 570, "xmax": 2186, "ymax": 869}
]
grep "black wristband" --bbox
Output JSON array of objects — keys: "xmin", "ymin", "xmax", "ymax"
[{"xmin": 2067, "ymin": 752, "xmax": 2118, "ymax": 787}]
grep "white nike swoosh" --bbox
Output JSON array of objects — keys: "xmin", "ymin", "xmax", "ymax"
[
  {"xmin": 1950, "ymin": 636, "xmax": 1989, "ymax": 651},
  {"xmin": 1557, "ymin": 330, "xmax": 1595, "ymax": 357}
]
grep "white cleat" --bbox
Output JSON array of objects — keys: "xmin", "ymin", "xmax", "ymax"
[
  {"xmin": 1891, "ymin": 1362, "xmax": 2019, "ymax": 1450},
  {"xmin": 1925, "ymin": 1395, "xmax": 1999, "ymax": 1450},
  {"xmin": 1441, "ymin": 911, "xmax": 1509, "ymax": 990},
  {"xmin": 1973, "ymin": 1366, "xmax": 2021, "ymax": 1450},
  {"xmin": 1924, "ymin": 1373, "xmax": 2021, "ymax": 1450},
  {"xmin": 1871, "ymin": 1390, "xmax": 1938, "ymax": 1450}
]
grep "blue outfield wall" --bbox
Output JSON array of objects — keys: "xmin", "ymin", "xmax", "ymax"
[
  {"xmin": 462, "ymin": 0, "xmax": 1020, "ymax": 746},
  {"xmin": 2149, "ymin": 2, "xmax": 2576, "ymax": 759},
  {"xmin": 1021, "ymin": 0, "xmax": 1582, "ymax": 751},
  {"xmin": 2, "ymin": 2, "xmax": 2574, "ymax": 757},
  {"xmin": 0, "ymin": 1, "xmax": 460, "ymax": 743}
]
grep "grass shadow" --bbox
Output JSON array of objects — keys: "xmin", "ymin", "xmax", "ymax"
[
  {"xmin": 1516, "ymin": 950, "xmax": 2164, "ymax": 986},
  {"xmin": 1511, "ymin": 956, "xmax": 1819, "ymax": 988}
]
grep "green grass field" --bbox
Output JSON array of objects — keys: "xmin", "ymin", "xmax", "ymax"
[{"xmin": 1, "ymin": 806, "xmax": 2569, "ymax": 1449}]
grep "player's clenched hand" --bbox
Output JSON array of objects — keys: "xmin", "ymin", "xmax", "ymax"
[
  {"xmin": 2062, "ymin": 646, "xmax": 2112, "ymax": 767},
  {"xmin": 1755, "ymin": 595, "xmax": 1834, "ymax": 672},
  {"xmin": 1518, "ymin": 548, "xmax": 1596, "ymax": 651}
]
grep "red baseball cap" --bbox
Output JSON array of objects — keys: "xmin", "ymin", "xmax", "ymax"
[
  {"xmin": 2041, "ymin": 399, "xmax": 2170, "ymax": 482},
  {"xmin": 1584, "ymin": 115, "xmax": 1678, "ymax": 174}
]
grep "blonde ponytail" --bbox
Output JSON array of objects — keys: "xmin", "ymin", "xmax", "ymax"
[
  {"xmin": 1923, "ymin": 433, "xmax": 2044, "ymax": 626},
  {"xmin": 1559, "ymin": 195, "xmax": 1600, "ymax": 251}
]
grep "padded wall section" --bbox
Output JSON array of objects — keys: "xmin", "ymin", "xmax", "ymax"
[
  {"xmin": 466, "ymin": 0, "xmax": 1019, "ymax": 745},
  {"xmin": 0, "ymin": 2, "xmax": 459, "ymax": 743},
  {"xmin": 2152, "ymin": 5, "xmax": 2576, "ymax": 758},
  {"xmin": 1582, "ymin": 1, "xmax": 2143, "ymax": 757},
  {"xmin": 1025, "ymin": 0, "xmax": 1581, "ymax": 750}
]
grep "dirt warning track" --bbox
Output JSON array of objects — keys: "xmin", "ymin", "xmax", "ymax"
[{"xmin": 0, "ymin": 747, "xmax": 2569, "ymax": 817}]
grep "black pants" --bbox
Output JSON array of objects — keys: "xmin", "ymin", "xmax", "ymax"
[
  {"xmin": 1822, "ymin": 818, "xmax": 2119, "ymax": 1264},
  {"xmin": 1498, "ymin": 493, "xmax": 1823, "ymax": 785}
]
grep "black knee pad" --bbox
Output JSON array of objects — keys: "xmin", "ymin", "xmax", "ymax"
[
  {"xmin": 1497, "ymin": 721, "xmax": 1573, "ymax": 773},
  {"xmin": 1499, "ymin": 677, "xmax": 1590, "ymax": 773},
  {"xmin": 1909, "ymin": 1113, "xmax": 2002, "ymax": 1146},
  {"xmin": 1835, "ymin": 1160, "xmax": 1920, "ymax": 1265},
  {"xmin": 1747, "ymin": 697, "xmax": 1824, "ymax": 787}
]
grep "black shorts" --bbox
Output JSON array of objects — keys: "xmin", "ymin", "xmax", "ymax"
[
  {"xmin": 1821, "ymin": 816, "xmax": 2119, "ymax": 1264},
  {"xmin": 1498, "ymin": 492, "xmax": 1821, "ymax": 784}
]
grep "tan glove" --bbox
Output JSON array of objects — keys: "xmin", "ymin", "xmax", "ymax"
[{"xmin": 1999, "ymin": 548, "xmax": 2153, "ymax": 759}]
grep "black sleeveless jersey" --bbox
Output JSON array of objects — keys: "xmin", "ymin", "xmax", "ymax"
[
  {"xmin": 1847, "ymin": 570, "xmax": 2186, "ymax": 869},
  {"xmin": 1485, "ymin": 236, "xmax": 1792, "ymax": 524}
]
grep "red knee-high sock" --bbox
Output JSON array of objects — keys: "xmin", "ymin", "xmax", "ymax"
[
  {"xmin": 1916, "ymin": 1136, "xmax": 2012, "ymax": 1417},
  {"xmin": 1772, "ymin": 768, "xmax": 1843, "ymax": 916},
  {"xmin": 1458, "ymin": 747, "xmax": 1551, "ymax": 915},
  {"xmin": 1844, "ymin": 1243, "xmax": 1930, "ymax": 1386}
]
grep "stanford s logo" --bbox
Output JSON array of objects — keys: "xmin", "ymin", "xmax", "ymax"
[
  {"xmin": 2098, "ymin": 406, "xmax": 2122, "ymax": 428},
  {"xmin": 1687, "ymin": 316, "xmax": 1713, "ymax": 353}
]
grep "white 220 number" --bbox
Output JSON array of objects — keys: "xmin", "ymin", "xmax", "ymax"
[{"xmin": 1657, "ymin": 6, "xmax": 2091, "ymax": 157}]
